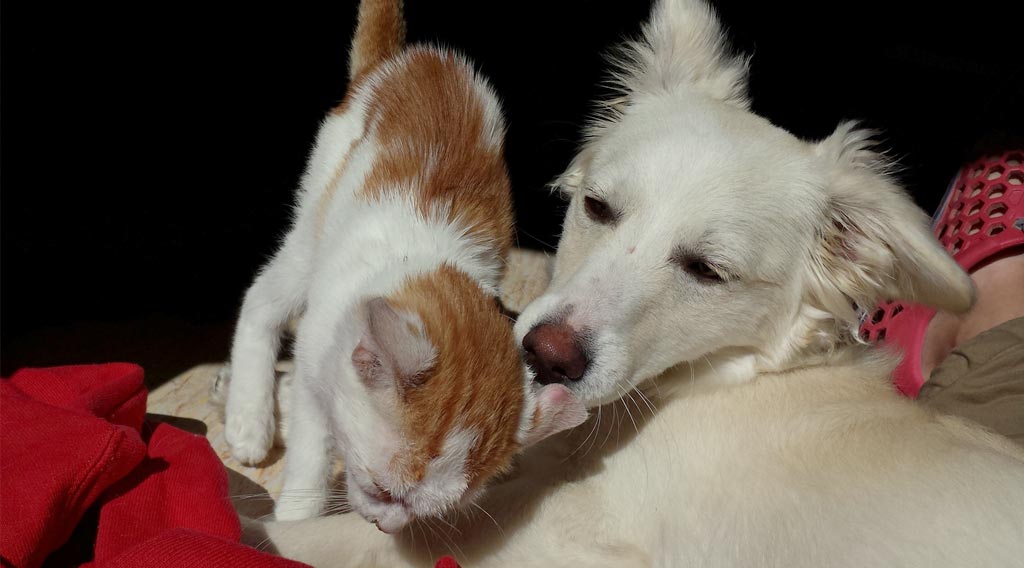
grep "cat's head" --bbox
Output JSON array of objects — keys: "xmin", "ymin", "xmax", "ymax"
[{"xmin": 336, "ymin": 265, "xmax": 587, "ymax": 534}]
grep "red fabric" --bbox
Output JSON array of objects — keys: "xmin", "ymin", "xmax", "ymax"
[
  {"xmin": 1, "ymin": 365, "xmax": 149, "ymax": 568},
  {"xmin": 1, "ymin": 364, "xmax": 308, "ymax": 568},
  {"xmin": 435, "ymin": 556, "xmax": 461, "ymax": 568},
  {"xmin": 86, "ymin": 422, "xmax": 246, "ymax": 566},
  {"xmin": 98, "ymin": 530, "xmax": 305, "ymax": 568}
]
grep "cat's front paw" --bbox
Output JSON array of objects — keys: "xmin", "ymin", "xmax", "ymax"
[
  {"xmin": 225, "ymin": 405, "xmax": 275, "ymax": 465},
  {"xmin": 273, "ymin": 495, "xmax": 324, "ymax": 522}
]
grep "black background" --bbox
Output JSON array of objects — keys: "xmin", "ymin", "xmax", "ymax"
[{"xmin": 3, "ymin": 1, "xmax": 1022, "ymax": 381}]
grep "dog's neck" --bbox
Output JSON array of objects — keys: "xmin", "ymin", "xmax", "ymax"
[
  {"xmin": 649, "ymin": 300, "xmax": 870, "ymax": 400},
  {"xmin": 760, "ymin": 300, "xmax": 864, "ymax": 370}
]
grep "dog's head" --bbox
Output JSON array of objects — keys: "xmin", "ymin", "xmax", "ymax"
[{"xmin": 515, "ymin": 0, "xmax": 974, "ymax": 407}]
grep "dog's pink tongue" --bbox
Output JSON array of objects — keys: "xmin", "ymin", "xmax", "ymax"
[
  {"xmin": 374, "ymin": 519, "xmax": 402, "ymax": 535},
  {"xmin": 372, "ymin": 509, "xmax": 410, "ymax": 534},
  {"xmin": 522, "ymin": 383, "xmax": 589, "ymax": 446}
]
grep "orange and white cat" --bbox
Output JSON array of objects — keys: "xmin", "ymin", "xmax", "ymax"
[{"xmin": 223, "ymin": 0, "xmax": 585, "ymax": 532}]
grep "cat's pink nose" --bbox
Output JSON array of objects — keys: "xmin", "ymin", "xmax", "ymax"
[{"xmin": 522, "ymin": 322, "xmax": 589, "ymax": 385}]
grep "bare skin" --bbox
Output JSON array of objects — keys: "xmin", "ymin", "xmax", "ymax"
[{"xmin": 921, "ymin": 251, "xmax": 1024, "ymax": 379}]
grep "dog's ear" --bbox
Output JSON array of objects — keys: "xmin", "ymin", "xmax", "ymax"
[
  {"xmin": 807, "ymin": 122, "xmax": 975, "ymax": 325},
  {"xmin": 551, "ymin": 150, "xmax": 590, "ymax": 197},
  {"xmin": 613, "ymin": 0, "xmax": 749, "ymax": 107}
]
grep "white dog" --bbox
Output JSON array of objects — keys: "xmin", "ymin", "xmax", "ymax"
[{"xmin": 252, "ymin": 1, "xmax": 1024, "ymax": 565}]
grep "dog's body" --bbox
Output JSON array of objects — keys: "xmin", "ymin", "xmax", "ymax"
[
  {"xmin": 253, "ymin": 0, "xmax": 1024, "ymax": 564},
  {"xmin": 258, "ymin": 354, "xmax": 1024, "ymax": 567}
]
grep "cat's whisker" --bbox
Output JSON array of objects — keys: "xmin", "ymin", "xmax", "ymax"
[
  {"xmin": 472, "ymin": 502, "xmax": 504, "ymax": 536},
  {"xmin": 429, "ymin": 517, "xmax": 465, "ymax": 561},
  {"xmin": 518, "ymin": 228, "xmax": 557, "ymax": 250},
  {"xmin": 702, "ymin": 355, "xmax": 720, "ymax": 380},
  {"xmin": 436, "ymin": 512, "xmax": 462, "ymax": 536},
  {"xmin": 600, "ymin": 401, "xmax": 618, "ymax": 450},
  {"xmin": 417, "ymin": 519, "xmax": 434, "ymax": 561},
  {"xmin": 636, "ymin": 387, "xmax": 658, "ymax": 417},
  {"xmin": 254, "ymin": 533, "xmax": 275, "ymax": 552},
  {"xmin": 425, "ymin": 519, "xmax": 453, "ymax": 560},
  {"xmin": 230, "ymin": 493, "xmax": 275, "ymax": 502},
  {"xmin": 323, "ymin": 503, "xmax": 353, "ymax": 515},
  {"xmin": 584, "ymin": 405, "xmax": 604, "ymax": 458},
  {"xmin": 265, "ymin": 497, "xmax": 319, "ymax": 506},
  {"xmin": 566, "ymin": 406, "xmax": 601, "ymax": 461},
  {"xmin": 617, "ymin": 385, "xmax": 641, "ymax": 437},
  {"xmin": 649, "ymin": 374, "xmax": 664, "ymax": 398},
  {"xmin": 624, "ymin": 386, "xmax": 649, "ymax": 423},
  {"xmin": 408, "ymin": 518, "xmax": 419, "ymax": 555}
]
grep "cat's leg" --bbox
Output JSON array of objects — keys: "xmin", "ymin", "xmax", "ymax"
[
  {"xmin": 225, "ymin": 238, "xmax": 309, "ymax": 464},
  {"xmin": 273, "ymin": 369, "xmax": 333, "ymax": 521}
]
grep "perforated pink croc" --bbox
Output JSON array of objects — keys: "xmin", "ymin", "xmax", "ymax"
[{"xmin": 859, "ymin": 150, "xmax": 1024, "ymax": 397}]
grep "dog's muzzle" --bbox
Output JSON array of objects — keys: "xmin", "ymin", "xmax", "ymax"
[{"xmin": 522, "ymin": 322, "xmax": 591, "ymax": 386}]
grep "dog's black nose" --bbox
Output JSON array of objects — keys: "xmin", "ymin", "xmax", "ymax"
[{"xmin": 522, "ymin": 323, "xmax": 589, "ymax": 385}]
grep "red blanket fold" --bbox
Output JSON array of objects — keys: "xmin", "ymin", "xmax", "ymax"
[{"xmin": 1, "ymin": 364, "xmax": 308, "ymax": 568}]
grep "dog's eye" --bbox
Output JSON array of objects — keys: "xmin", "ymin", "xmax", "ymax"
[
  {"xmin": 583, "ymin": 196, "xmax": 616, "ymax": 224},
  {"xmin": 683, "ymin": 259, "xmax": 723, "ymax": 282}
]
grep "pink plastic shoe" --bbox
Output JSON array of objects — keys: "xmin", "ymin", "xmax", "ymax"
[{"xmin": 859, "ymin": 150, "xmax": 1024, "ymax": 397}]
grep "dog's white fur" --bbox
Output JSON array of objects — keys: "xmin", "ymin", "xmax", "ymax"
[{"xmin": 250, "ymin": 1, "xmax": 1024, "ymax": 564}]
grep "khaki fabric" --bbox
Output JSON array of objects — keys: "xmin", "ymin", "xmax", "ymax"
[{"xmin": 919, "ymin": 317, "xmax": 1024, "ymax": 446}]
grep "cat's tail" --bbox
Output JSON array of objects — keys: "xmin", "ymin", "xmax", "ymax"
[{"xmin": 349, "ymin": 0, "xmax": 406, "ymax": 81}]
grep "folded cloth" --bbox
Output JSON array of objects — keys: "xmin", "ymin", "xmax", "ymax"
[{"xmin": 1, "ymin": 364, "xmax": 307, "ymax": 568}]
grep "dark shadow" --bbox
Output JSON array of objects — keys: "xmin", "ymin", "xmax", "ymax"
[
  {"xmin": 240, "ymin": 514, "xmax": 282, "ymax": 556},
  {"xmin": 146, "ymin": 413, "xmax": 208, "ymax": 436},
  {"xmin": 227, "ymin": 467, "xmax": 276, "ymax": 520},
  {"xmin": 251, "ymin": 444, "xmax": 286, "ymax": 469},
  {"xmin": 43, "ymin": 503, "xmax": 100, "ymax": 566}
]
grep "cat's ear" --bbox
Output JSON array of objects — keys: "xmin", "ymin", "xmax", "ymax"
[
  {"xmin": 519, "ymin": 384, "xmax": 589, "ymax": 447},
  {"xmin": 352, "ymin": 297, "xmax": 436, "ymax": 389}
]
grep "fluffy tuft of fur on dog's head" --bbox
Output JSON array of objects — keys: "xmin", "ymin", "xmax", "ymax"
[
  {"xmin": 592, "ymin": 0, "xmax": 748, "ymax": 127},
  {"xmin": 556, "ymin": 0, "xmax": 749, "ymax": 193},
  {"xmin": 621, "ymin": 0, "xmax": 749, "ymax": 104}
]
